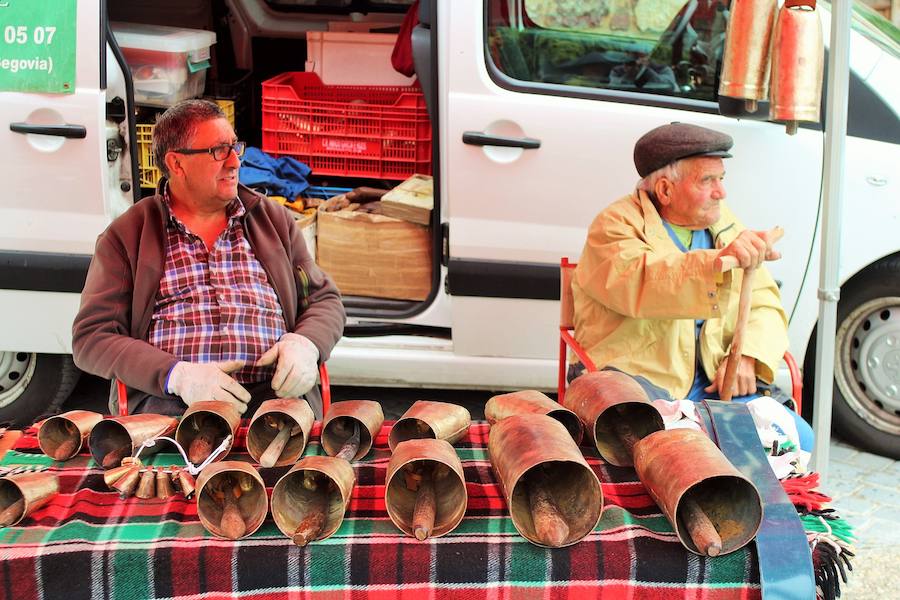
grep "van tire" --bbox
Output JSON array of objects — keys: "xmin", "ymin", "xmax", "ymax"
[
  {"xmin": 0, "ymin": 352, "xmax": 80, "ymax": 426},
  {"xmin": 804, "ymin": 256, "xmax": 900, "ymax": 459}
]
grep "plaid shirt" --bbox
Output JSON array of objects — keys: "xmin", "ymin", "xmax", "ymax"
[{"xmin": 148, "ymin": 195, "xmax": 286, "ymax": 383}]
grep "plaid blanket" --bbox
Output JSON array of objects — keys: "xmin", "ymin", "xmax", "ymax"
[{"xmin": 0, "ymin": 422, "xmax": 762, "ymax": 600}]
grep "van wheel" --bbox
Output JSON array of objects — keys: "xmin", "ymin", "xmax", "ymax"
[
  {"xmin": 806, "ymin": 257, "xmax": 900, "ymax": 459},
  {"xmin": 0, "ymin": 352, "xmax": 80, "ymax": 426}
]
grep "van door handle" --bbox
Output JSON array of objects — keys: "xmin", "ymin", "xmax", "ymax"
[
  {"xmin": 10, "ymin": 122, "xmax": 87, "ymax": 139},
  {"xmin": 462, "ymin": 131, "xmax": 540, "ymax": 149}
]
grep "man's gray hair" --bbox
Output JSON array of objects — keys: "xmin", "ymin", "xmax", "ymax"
[
  {"xmin": 152, "ymin": 99, "xmax": 227, "ymax": 177},
  {"xmin": 637, "ymin": 160, "xmax": 683, "ymax": 194}
]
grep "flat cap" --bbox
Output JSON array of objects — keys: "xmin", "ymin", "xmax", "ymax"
[{"xmin": 634, "ymin": 122, "xmax": 733, "ymax": 177}]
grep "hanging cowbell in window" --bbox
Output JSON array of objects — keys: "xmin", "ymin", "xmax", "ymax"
[
  {"xmin": 719, "ymin": 0, "xmax": 779, "ymax": 113},
  {"xmin": 769, "ymin": 0, "xmax": 825, "ymax": 135}
]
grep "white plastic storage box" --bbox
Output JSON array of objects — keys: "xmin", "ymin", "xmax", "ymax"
[
  {"xmin": 111, "ymin": 22, "xmax": 216, "ymax": 107},
  {"xmin": 305, "ymin": 32, "xmax": 415, "ymax": 86}
]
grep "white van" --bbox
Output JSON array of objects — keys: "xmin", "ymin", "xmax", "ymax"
[{"xmin": 1, "ymin": 0, "xmax": 898, "ymax": 457}]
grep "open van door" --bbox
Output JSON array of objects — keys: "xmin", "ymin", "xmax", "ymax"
[
  {"xmin": 0, "ymin": 0, "xmax": 126, "ymax": 424},
  {"xmin": 442, "ymin": 0, "xmax": 823, "ymax": 389}
]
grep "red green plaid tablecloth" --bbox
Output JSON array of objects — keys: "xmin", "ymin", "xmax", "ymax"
[{"xmin": 0, "ymin": 422, "xmax": 761, "ymax": 600}]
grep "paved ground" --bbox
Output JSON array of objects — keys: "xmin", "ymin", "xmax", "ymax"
[
  {"xmin": 825, "ymin": 439, "xmax": 899, "ymax": 599},
  {"xmin": 63, "ymin": 378, "xmax": 895, "ymax": 598}
]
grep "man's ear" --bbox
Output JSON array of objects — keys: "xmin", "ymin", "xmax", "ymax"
[
  {"xmin": 654, "ymin": 178, "xmax": 671, "ymax": 206},
  {"xmin": 164, "ymin": 152, "xmax": 183, "ymax": 178}
]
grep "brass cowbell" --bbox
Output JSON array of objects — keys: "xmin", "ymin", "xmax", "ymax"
[
  {"xmin": 769, "ymin": 0, "xmax": 825, "ymax": 135},
  {"xmin": 719, "ymin": 0, "xmax": 778, "ymax": 112}
]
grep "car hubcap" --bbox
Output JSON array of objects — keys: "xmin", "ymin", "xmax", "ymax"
[
  {"xmin": 835, "ymin": 297, "xmax": 900, "ymax": 436},
  {"xmin": 0, "ymin": 351, "xmax": 36, "ymax": 410}
]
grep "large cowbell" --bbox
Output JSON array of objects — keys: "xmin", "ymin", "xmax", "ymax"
[
  {"xmin": 719, "ymin": 0, "xmax": 778, "ymax": 112},
  {"xmin": 769, "ymin": 0, "xmax": 825, "ymax": 134}
]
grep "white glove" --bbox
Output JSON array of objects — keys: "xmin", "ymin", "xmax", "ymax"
[
  {"xmin": 167, "ymin": 359, "xmax": 251, "ymax": 414},
  {"xmin": 255, "ymin": 332, "xmax": 320, "ymax": 398}
]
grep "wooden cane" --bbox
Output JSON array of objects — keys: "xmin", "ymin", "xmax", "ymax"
[{"xmin": 718, "ymin": 227, "xmax": 783, "ymax": 402}]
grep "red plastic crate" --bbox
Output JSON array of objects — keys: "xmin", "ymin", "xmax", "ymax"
[{"xmin": 261, "ymin": 72, "xmax": 431, "ymax": 180}]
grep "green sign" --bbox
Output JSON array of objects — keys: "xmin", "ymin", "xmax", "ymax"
[{"xmin": 0, "ymin": 0, "xmax": 77, "ymax": 94}]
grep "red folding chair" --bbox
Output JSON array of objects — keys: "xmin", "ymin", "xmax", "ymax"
[
  {"xmin": 558, "ymin": 258, "xmax": 802, "ymax": 412},
  {"xmin": 116, "ymin": 364, "xmax": 332, "ymax": 416}
]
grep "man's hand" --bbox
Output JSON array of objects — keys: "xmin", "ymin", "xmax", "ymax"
[
  {"xmin": 168, "ymin": 360, "xmax": 251, "ymax": 414},
  {"xmin": 705, "ymin": 355, "xmax": 758, "ymax": 398},
  {"xmin": 715, "ymin": 230, "xmax": 781, "ymax": 271},
  {"xmin": 255, "ymin": 333, "xmax": 319, "ymax": 398}
]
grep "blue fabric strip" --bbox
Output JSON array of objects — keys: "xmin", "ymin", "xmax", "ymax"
[{"xmin": 698, "ymin": 401, "xmax": 816, "ymax": 600}]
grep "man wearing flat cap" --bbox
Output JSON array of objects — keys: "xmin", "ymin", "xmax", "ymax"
[{"xmin": 571, "ymin": 122, "xmax": 813, "ymax": 450}]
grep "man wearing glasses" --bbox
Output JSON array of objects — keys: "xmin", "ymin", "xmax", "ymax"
[{"xmin": 72, "ymin": 99, "xmax": 344, "ymax": 419}]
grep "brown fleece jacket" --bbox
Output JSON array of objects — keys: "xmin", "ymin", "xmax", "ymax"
[{"xmin": 72, "ymin": 184, "xmax": 345, "ymax": 401}]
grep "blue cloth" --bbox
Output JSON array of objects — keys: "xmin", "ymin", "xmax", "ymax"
[
  {"xmin": 661, "ymin": 220, "xmax": 814, "ymax": 452},
  {"xmin": 238, "ymin": 147, "xmax": 311, "ymax": 199},
  {"xmin": 662, "ymin": 220, "xmax": 714, "ymax": 395},
  {"xmin": 686, "ymin": 371, "xmax": 815, "ymax": 452}
]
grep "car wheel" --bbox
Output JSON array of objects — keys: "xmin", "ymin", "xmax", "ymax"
[
  {"xmin": 806, "ymin": 258, "xmax": 900, "ymax": 459},
  {"xmin": 0, "ymin": 352, "xmax": 80, "ymax": 426}
]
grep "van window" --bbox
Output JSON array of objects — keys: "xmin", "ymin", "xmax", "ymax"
[
  {"xmin": 836, "ymin": 1, "xmax": 900, "ymax": 58},
  {"xmin": 264, "ymin": 0, "xmax": 414, "ymax": 9},
  {"xmin": 487, "ymin": 0, "xmax": 730, "ymax": 102}
]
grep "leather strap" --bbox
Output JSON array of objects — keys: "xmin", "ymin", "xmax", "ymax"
[{"xmin": 699, "ymin": 400, "xmax": 815, "ymax": 599}]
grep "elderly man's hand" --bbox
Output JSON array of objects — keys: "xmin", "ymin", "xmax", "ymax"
[
  {"xmin": 716, "ymin": 230, "xmax": 781, "ymax": 271},
  {"xmin": 704, "ymin": 355, "xmax": 757, "ymax": 398},
  {"xmin": 168, "ymin": 360, "xmax": 251, "ymax": 414},
  {"xmin": 255, "ymin": 332, "xmax": 319, "ymax": 398}
]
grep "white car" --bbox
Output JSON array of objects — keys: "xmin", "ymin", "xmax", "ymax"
[{"xmin": 0, "ymin": 0, "xmax": 898, "ymax": 458}]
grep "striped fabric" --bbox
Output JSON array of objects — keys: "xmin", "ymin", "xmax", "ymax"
[
  {"xmin": 0, "ymin": 423, "xmax": 761, "ymax": 600},
  {"xmin": 149, "ymin": 196, "xmax": 286, "ymax": 385}
]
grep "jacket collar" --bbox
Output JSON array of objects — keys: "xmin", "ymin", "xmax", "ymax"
[
  {"xmin": 153, "ymin": 178, "xmax": 263, "ymax": 223},
  {"xmin": 634, "ymin": 188, "xmax": 735, "ymax": 248}
]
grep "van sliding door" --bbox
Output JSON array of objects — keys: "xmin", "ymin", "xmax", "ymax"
[
  {"xmin": 0, "ymin": 0, "xmax": 111, "ymax": 354},
  {"xmin": 443, "ymin": 0, "xmax": 822, "ymax": 388}
]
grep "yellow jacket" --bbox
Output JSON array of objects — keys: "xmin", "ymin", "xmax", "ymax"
[{"xmin": 572, "ymin": 190, "xmax": 789, "ymax": 398}]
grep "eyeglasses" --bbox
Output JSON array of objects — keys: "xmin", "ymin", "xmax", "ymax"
[{"xmin": 171, "ymin": 141, "xmax": 246, "ymax": 161}]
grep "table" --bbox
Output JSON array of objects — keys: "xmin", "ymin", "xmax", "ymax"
[{"xmin": 0, "ymin": 421, "xmax": 766, "ymax": 600}]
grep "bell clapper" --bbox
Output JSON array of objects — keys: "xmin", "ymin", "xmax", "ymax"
[
  {"xmin": 681, "ymin": 498, "xmax": 723, "ymax": 557},
  {"xmin": 292, "ymin": 472, "xmax": 328, "ymax": 546},
  {"xmin": 0, "ymin": 498, "xmax": 25, "ymax": 527},
  {"xmin": 235, "ymin": 473, "xmax": 257, "ymax": 515},
  {"xmin": 259, "ymin": 418, "xmax": 291, "ymax": 468},
  {"xmin": 335, "ymin": 421, "xmax": 360, "ymax": 461},
  {"xmin": 527, "ymin": 468, "xmax": 569, "ymax": 546},
  {"xmin": 188, "ymin": 418, "xmax": 218, "ymax": 464},
  {"xmin": 215, "ymin": 476, "xmax": 247, "ymax": 539},
  {"xmin": 101, "ymin": 446, "xmax": 131, "ymax": 469},
  {"xmin": 411, "ymin": 464, "xmax": 436, "ymax": 541},
  {"xmin": 53, "ymin": 438, "xmax": 79, "ymax": 461},
  {"xmin": 54, "ymin": 421, "xmax": 80, "ymax": 459},
  {"xmin": 612, "ymin": 419, "xmax": 641, "ymax": 456},
  {"xmin": 237, "ymin": 473, "xmax": 254, "ymax": 493}
]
